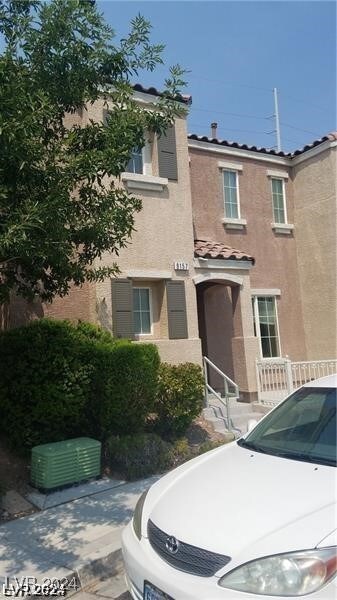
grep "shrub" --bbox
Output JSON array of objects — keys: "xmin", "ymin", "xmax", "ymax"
[
  {"xmin": 169, "ymin": 437, "xmax": 194, "ymax": 467},
  {"xmin": 0, "ymin": 319, "xmax": 160, "ymax": 452},
  {"xmin": 88, "ymin": 340, "xmax": 160, "ymax": 439},
  {"xmin": 75, "ymin": 321, "xmax": 118, "ymax": 345},
  {"xmin": 154, "ymin": 362, "xmax": 204, "ymax": 438},
  {"xmin": 0, "ymin": 319, "xmax": 94, "ymax": 451},
  {"xmin": 106, "ymin": 434, "xmax": 228, "ymax": 480},
  {"xmin": 197, "ymin": 439, "xmax": 226, "ymax": 454},
  {"xmin": 106, "ymin": 433, "xmax": 172, "ymax": 480}
]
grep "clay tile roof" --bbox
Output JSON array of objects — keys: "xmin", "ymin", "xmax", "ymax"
[
  {"xmin": 194, "ymin": 240, "xmax": 255, "ymax": 264},
  {"xmin": 189, "ymin": 130, "xmax": 337, "ymax": 158},
  {"xmin": 132, "ymin": 83, "xmax": 192, "ymax": 105},
  {"xmin": 291, "ymin": 134, "xmax": 330, "ymax": 156},
  {"xmin": 188, "ymin": 134, "xmax": 292, "ymax": 158}
]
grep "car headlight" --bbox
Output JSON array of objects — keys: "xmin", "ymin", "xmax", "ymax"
[
  {"xmin": 132, "ymin": 490, "xmax": 149, "ymax": 540},
  {"xmin": 219, "ymin": 547, "xmax": 337, "ymax": 596}
]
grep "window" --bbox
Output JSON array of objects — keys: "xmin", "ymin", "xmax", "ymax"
[
  {"xmin": 252, "ymin": 296, "xmax": 280, "ymax": 358},
  {"xmin": 223, "ymin": 170, "xmax": 239, "ymax": 219},
  {"xmin": 133, "ymin": 288, "xmax": 151, "ymax": 334},
  {"xmin": 240, "ymin": 387, "xmax": 336, "ymax": 466},
  {"xmin": 271, "ymin": 178, "xmax": 286, "ymax": 224},
  {"xmin": 126, "ymin": 147, "xmax": 143, "ymax": 174}
]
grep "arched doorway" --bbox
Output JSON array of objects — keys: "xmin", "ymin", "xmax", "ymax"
[
  {"xmin": 194, "ymin": 272, "xmax": 259, "ymax": 401},
  {"xmin": 196, "ymin": 277, "xmax": 240, "ymax": 390}
]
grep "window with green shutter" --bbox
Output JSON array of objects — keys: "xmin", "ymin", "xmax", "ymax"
[
  {"xmin": 111, "ymin": 279, "xmax": 134, "ymax": 339},
  {"xmin": 157, "ymin": 126, "xmax": 178, "ymax": 180},
  {"xmin": 166, "ymin": 280, "xmax": 188, "ymax": 339}
]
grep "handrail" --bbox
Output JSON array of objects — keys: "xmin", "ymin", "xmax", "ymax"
[
  {"xmin": 203, "ymin": 356, "xmax": 240, "ymax": 436},
  {"xmin": 292, "ymin": 359, "xmax": 337, "ymax": 366},
  {"xmin": 203, "ymin": 356, "xmax": 239, "ymax": 394},
  {"xmin": 204, "ymin": 381, "xmax": 225, "ymax": 404}
]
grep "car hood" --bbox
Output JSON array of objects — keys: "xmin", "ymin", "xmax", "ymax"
[{"xmin": 146, "ymin": 443, "xmax": 336, "ymax": 566}]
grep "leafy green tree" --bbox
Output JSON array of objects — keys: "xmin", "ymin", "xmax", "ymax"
[{"xmin": 0, "ymin": 0, "xmax": 186, "ymax": 302}]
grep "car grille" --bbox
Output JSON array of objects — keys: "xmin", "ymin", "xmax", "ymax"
[{"xmin": 147, "ymin": 519, "xmax": 231, "ymax": 577}]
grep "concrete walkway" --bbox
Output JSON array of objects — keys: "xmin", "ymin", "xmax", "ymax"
[{"xmin": 0, "ymin": 477, "xmax": 157, "ymax": 593}]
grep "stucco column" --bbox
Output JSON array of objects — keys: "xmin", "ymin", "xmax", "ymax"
[{"xmin": 231, "ymin": 275, "xmax": 260, "ymax": 402}]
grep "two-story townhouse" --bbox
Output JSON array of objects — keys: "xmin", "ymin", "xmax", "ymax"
[
  {"xmin": 188, "ymin": 128, "xmax": 337, "ymax": 401},
  {"xmin": 6, "ymin": 85, "xmax": 203, "ymax": 367},
  {"xmin": 91, "ymin": 86, "xmax": 202, "ymax": 365},
  {"xmin": 4, "ymin": 85, "xmax": 335, "ymax": 405},
  {"xmin": 189, "ymin": 129, "xmax": 305, "ymax": 401}
]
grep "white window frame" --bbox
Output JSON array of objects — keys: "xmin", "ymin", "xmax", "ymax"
[
  {"xmin": 133, "ymin": 286, "xmax": 153, "ymax": 336},
  {"xmin": 252, "ymin": 295, "xmax": 282, "ymax": 359},
  {"xmin": 121, "ymin": 139, "xmax": 168, "ymax": 193},
  {"xmin": 219, "ymin": 162, "xmax": 247, "ymax": 228},
  {"xmin": 223, "ymin": 169, "xmax": 241, "ymax": 219},
  {"xmin": 126, "ymin": 147, "xmax": 144, "ymax": 175},
  {"xmin": 270, "ymin": 177, "xmax": 288, "ymax": 225},
  {"xmin": 125, "ymin": 142, "xmax": 153, "ymax": 175}
]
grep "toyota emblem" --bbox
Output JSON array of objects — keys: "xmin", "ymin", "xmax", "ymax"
[{"xmin": 165, "ymin": 535, "xmax": 179, "ymax": 554}]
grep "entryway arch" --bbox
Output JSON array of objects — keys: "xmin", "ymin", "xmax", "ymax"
[{"xmin": 194, "ymin": 271, "xmax": 259, "ymax": 402}]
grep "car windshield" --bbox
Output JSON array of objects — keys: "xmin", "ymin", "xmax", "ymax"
[{"xmin": 238, "ymin": 387, "xmax": 337, "ymax": 466}]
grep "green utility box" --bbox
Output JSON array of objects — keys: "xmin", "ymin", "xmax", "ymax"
[{"xmin": 31, "ymin": 437, "xmax": 101, "ymax": 491}]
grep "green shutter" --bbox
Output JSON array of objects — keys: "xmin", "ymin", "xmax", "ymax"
[
  {"xmin": 166, "ymin": 281, "xmax": 188, "ymax": 339},
  {"xmin": 158, "ymin": 126, "xmax": 178, "ymax": 180},
  {"xmin": 111, "ymin": 279, "xmax": 134, "ymax": 339}
]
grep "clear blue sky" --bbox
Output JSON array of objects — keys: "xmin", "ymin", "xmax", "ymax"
[{"xmin": 98, "ymin": 0, "xmax": 336, "ymax": 152}]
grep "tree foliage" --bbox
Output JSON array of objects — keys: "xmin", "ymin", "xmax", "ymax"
[{"xmin": 0, "ymin": 0, "xmax": 186, "ymax": 302}]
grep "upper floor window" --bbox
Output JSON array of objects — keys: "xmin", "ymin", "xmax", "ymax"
[
  {"xmin": 271, "ymin": 177, "xmax": 286, "ymax": 224},
  {"xmin": 252, "ymin": 296, "xmax": 280, "ymax": 358},
  {"xmin": 126, "ymin": 147, "xmax": 144, "ymax": 174},
  {"xmin": 223, "ymin": 169, "xmax": 240, "ymax": 219},
  {"xmin": 219, "ymin": 161, "xmax": 246, "ymax": 229},
  {"xmin": 133, "ymin": 287, "xmax": 151, "ymax": 334}
]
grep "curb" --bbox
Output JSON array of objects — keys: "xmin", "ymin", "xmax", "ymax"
[
  {"xmin": 75, "ymin": 548, "xmax": 124, "ymax": 594},
  {"xmin": 47, "ymin": 548, "xmax": 124, "ymax": 597}
]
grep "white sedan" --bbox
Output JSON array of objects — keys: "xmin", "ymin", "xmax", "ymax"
[{"xmin": 122, "ymin": 374, "xmax": 337, "ymax": 600}]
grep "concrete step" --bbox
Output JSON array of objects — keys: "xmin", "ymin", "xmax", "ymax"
[
  {"xmin": 203, "ymin": 404, "xmax": 263, "ymax": 437},
  {"xmin": 206, "ymin": 397, "xmax": 256, "ymax": 416},
  {"xmin": 231, "ymin": 413, "xmax": 262, "ymax": 432},
  {"xmin": 252, "ymin": 402, "xmax": 273, "ymax": 415}
]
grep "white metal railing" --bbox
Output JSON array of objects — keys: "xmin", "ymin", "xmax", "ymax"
[
  {"xmin": 256, "ymin": 358, "xmax": 337, "ymax": 405},
  {"xmin": 203, "ymin": 356, "xmax": 239, "ymax": 434},
  {"xmin": 291, "ymin": 360, "xmax": 337, "ymax": 388}
]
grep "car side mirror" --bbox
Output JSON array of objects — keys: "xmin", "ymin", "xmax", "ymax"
[{"xmin": 247, "ymin": 419, "xmax": 258, "ymax": 432}]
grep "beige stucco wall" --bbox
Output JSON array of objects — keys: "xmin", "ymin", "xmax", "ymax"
[
  {"xmin": 189, "ymin": 146, "xmax": 307, "ymax": 362},
  {"xmin": 89, "ymin": 99, "xmax": 202, "ymax": 365},
  {"xmin": 19, "ymin": 96, "xmax": 201, "ymax": 365},
  {"xmin": 293, "ymin": 146, "xmax": 337, "ymax": 359}
]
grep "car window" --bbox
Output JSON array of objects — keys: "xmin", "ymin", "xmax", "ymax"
[
  {"xmin": 266, "ymin": 393, "xmax": 326, "ymax": 434},
  {"xmin": 239, "ymin": 387, "xmax": 336, "ymax": 466}
]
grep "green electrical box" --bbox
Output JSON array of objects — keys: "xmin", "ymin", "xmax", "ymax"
[{"xmin": 31, "ymin": 437, "xmax": 101, "ymax": 491}]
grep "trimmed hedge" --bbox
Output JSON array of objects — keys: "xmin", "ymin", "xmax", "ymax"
[
  {"xmin": 154, "ymin": 362, "xmax": 204, "ymax": 438},
  {"xmin": 87, "ymin": 339, "xmax": 160, "ymax": 439},
  {"xmin": 0, "ymin": 319, "xmax": 160, "ymax": 452}
]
